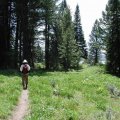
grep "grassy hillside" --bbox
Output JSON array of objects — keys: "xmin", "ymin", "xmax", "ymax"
[{"xmin": 26, "ymin": 66, "xmax": 120, "ymax": 120}]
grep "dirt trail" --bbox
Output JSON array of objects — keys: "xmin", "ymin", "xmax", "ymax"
[{"xmin": 8, "ymin": 90, "xmax": 29, "ymax": 120}]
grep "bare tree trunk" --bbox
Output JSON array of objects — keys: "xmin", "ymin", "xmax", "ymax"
[
  {"xmin": 14, "ymin": 17, "xmax": 19, "ymax": 68},
  {"xmin": 22, "ymin": 0, "xmax": 31, "ymax": 65},
  {"xmin": 0, "ymin": 0, "xmax": 9, "ymax": 68},
  {"xmin": 45, "ymin": 20, "xmax": 50, "ymax": 70}
]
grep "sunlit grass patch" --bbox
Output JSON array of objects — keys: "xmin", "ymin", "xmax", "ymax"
[
  {"xmin": 25, "ymin": 66, "xmax": 120, "ymax": 120},
  {"xmin": 0, "ymin": 74, "xmax": 21, "ymax": 119}
]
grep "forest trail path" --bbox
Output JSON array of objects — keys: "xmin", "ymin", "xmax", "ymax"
[{"xmin": 8, "ymin": 90, "xmax": 29, "ymax": 120}]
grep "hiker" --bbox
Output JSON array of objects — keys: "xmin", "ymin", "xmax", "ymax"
[{"xmin": 20, "ymin": 59, "xmax": 30, "ymax": 89}]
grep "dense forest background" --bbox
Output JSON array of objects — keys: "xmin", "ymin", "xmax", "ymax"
[{"xmin": 0, "ymin": 0, "xmax": 120, "ymax": 76}]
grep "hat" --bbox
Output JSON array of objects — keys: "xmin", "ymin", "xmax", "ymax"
[{"xmin": 22, "ymin": 59, "xmax": 28, "ymax": 63}]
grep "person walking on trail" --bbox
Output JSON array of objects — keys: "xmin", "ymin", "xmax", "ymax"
[{"xmin": 20, "ymin": 59, "xmax": 30, "ymax": 90}]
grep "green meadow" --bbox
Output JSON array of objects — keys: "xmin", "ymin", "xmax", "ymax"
[
  {"xmin": 0, "ymin": 66, "xmax": 120, "ymax": 120},
  {"xmin": 0, "ymin": 70, "xmax": 21, "ymax": 119}
]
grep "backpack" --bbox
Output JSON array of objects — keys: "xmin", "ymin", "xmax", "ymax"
[{"xmin": 22, "ymin": 64, "xmax": 28, "ymax": 74}]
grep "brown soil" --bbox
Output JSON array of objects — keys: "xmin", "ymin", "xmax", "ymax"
[{"xmin": 8, "ymin": 90, "xmax": 29, "ymax": 120}]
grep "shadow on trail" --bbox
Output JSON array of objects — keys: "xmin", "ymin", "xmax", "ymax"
[
  {"xmin": 29, "ymin": 69, "xmax": 51, "ymax": 77},
  {"xmin": 29, "ymin": 69, "xmax": 58, "ymax": 77},
  {"xmin": 0, "ymin": 68, "xmax": 84, "ymax": 77},
  {"xmin": 0, "ymin": 69, "xmax": 21, "ymax": 77},
  {"xmin": 0, "ymin": 69, "xmax": 51, "ymax": 77}
]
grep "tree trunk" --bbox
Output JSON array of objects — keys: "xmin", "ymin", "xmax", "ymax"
[
  {"xmin": 0, "ymin": 0, "xmax": 9, "ymax": 68},
  {"xmin": 22, "ymin": 0, "xmax": 30, "ymax": 63},
  {"xmin": 95, "ymin": 49, "xmax": 98, "ymax": 64},
  {"xmin": 45, "ymin": 20, "xmax": 50, "ymax": 70},
  {"xmin": 14, "ymin": 16, "xmax": 19, "ymax": 68}
]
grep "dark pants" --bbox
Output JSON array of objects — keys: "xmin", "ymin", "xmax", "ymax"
[{"xmin": 22, "ymin": 74, "xmax": 28, "ymax": 89}]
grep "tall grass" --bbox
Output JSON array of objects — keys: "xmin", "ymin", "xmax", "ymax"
[
  {"xmin": 0, "ymin": 67, "xmax": 120, "ymax": 120},
  {"xmin": 26, "ymin": 66, "xmax": 120, "ymax": 120},
  {"xmin": 0, "ymin": 70, "xmax": 21, "ymax": 119}
]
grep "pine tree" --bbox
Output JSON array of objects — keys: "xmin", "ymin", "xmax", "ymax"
[
  {"xmin": 59, "ymin": 0, "xmax": 67, "ymax": 13},
  {"xmin": 48, "ymin": 0, "xmax": 68, "ymax": 70},
  {"xmin": 58, "ymin": 8, "xmax": 79, "ymax": 70},
  {"xmin": 74, "ymin": 4, "xmax": 87, "ymax": 59},
  {"xmin": 41, "ymin": 0, "xmax": 59, "ymax": 70},
  {"xmin": 99, "ymin": 5, "xmax": 111, "ymax": 51},
  {"xmin": 14, "ymin": 0, "xmax": 22, "ymax": 67},
  {"xmin": 0, "ymin": 0, "xmax": 10, "ymax": 68},
  {"xmin": 14, "ymin": 0, "xmax": 41, "ymax": 67},
  {"xmin": 106, "ymin": 0, "xmax": 120, "ymax": 75},
  {"xmin": 13, "ymin": 0, "xmax": 30, "ymax": 66},
  {"xmin": 34, "ymin": 44, "xmax": 44, "ymax": 63},
  {"xmin": 28, "ymin": 0, "xmax": 42, "ymax": 67},
  {"xmin": 89, "ymin": 20, "xmax": 103, "ymax": 65}
]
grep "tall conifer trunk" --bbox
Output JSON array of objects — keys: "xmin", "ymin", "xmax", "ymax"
[
  {"xmin": 45, "ymin": 20, "xmax": 50, "ymax": 70},
  {"xmin": 0, "ymin": 0, "xmax": 10, "ymax": 68},
  {"xmin": 21, "ymin": 0, "xmax": 30, "ymax": 63},
  {"xmin": 106, "ymin": 0, "xmax": 120, "ymax": 76}
]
